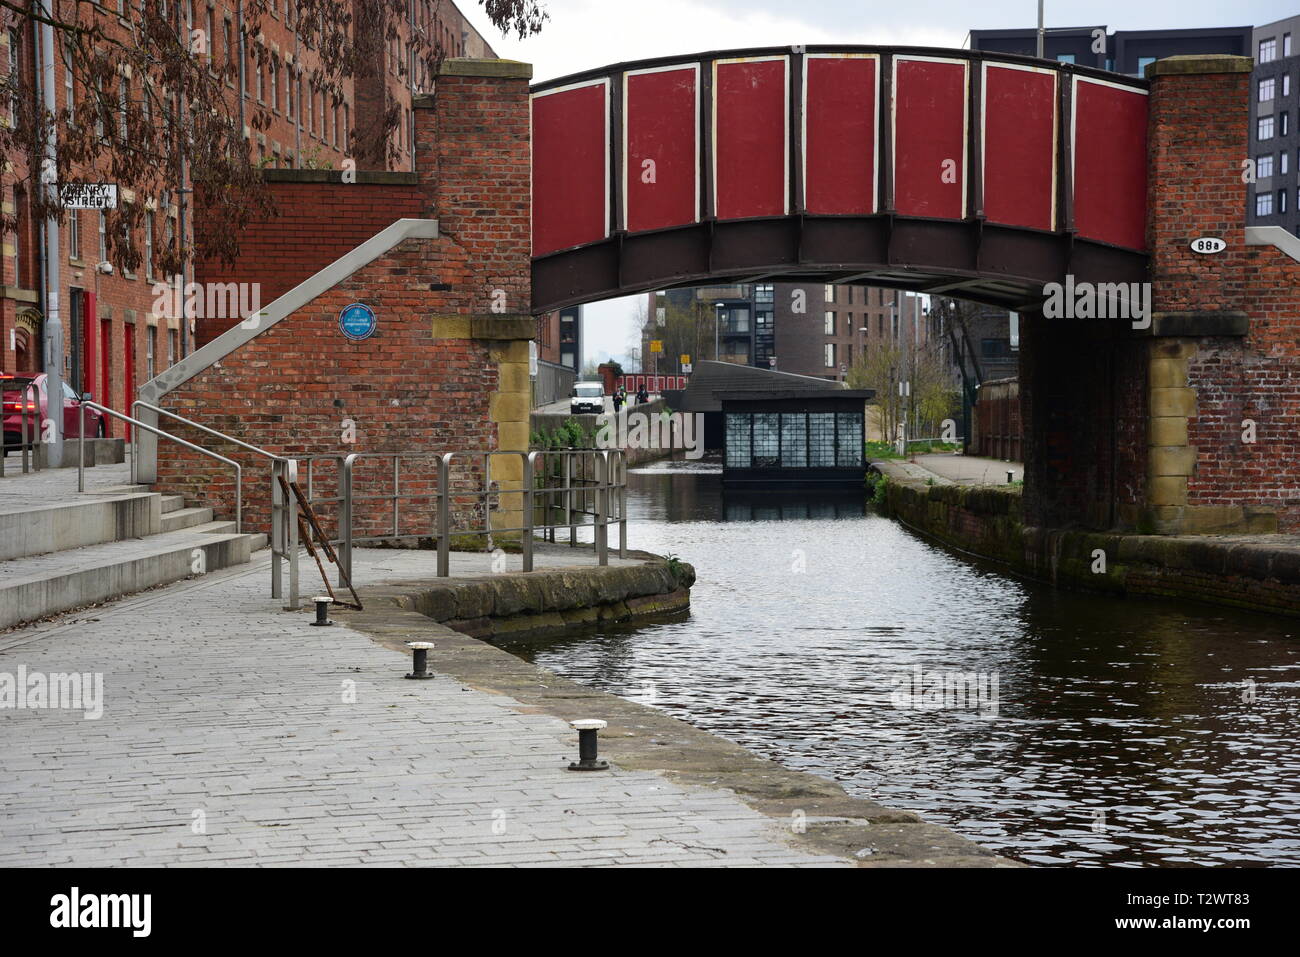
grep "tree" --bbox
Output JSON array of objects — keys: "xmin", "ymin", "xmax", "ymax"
[
  {"xmin": 0, "ymin": 1, "xmax": 547, "ymax": 276},
  {"xmin": 847, "ymin": 336, "xmax": 958, "ymax": 444},
  {"xmin": 635, "ymin": 294, "xmax": 715, "ymax": 372}
]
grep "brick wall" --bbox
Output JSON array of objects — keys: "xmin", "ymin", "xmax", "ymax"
[
  {"xmin": 193, "ymin": 174, "xmax": 426, "ymax": 347},
  {"xmin": 1145, "ymin": 56, "xmax": 1300, "ymax": 533},
  {"xmin": 153, "ymin": 59, "xmax": 534, "ymax": 538}
]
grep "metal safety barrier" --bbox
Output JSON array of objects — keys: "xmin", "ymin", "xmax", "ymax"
[{"xmin": 278, "ymin": 448, "xmax": 628, "ymax": 610}]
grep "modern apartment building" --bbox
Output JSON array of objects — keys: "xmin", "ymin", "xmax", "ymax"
[
  {"xmin": 1, "ymin": 2, "xmax": 493, "ymax": 434},
  {"xmin": 1248, "ymin": 17, "xmax": 1300, "ymax": 237},
  {"xmin": 645, "ymin": 283, "xmax": 934, "ymax": 383},
  {"xmin": 965, "ymin": 24, "xmax": 1252, "ymax": 75},
  {"xmin": 535, "ymin": 305, "xmax": 581, "ymax": 371}
]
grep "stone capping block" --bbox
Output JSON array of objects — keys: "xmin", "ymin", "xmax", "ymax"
[
  {"xmin": 396, "ymin": 555, "xmax": 694, "ymax": 623},
  {"xmin": 261, "ymin": 169, "xmax": 419, "ymax": 186},
  {"xmin": 1148, "ymin": 311, "xmax": 1248, "ymax": 338},
  {"xmin": 1145, "ymin": 55, "xmax": 1254, "ymax": 78},
  {"xmin": 430, "ymin": 316, "xmax": 536, "ymax": 340},
  {"xmin": 436, "ymin": 57, "xmax": 533, "ymax": 80}
]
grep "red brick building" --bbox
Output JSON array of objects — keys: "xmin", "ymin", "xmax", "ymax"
[{"xmin": 0, "ymin": 2, "xmax": 494, "ymax": 433}]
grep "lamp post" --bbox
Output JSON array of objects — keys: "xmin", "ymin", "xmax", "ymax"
[{"xmin": 714, "ymin": 302, "xmax": 724, "ymax": 362}]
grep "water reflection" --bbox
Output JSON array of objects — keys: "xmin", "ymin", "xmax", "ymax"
[{"xmin": 497, "ymin": 460, "xmax": 1300, "ymax": 866}]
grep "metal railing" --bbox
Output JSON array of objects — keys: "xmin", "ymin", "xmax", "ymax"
[
  {"xmin": 278, "ymin": 448, "xmax": 628, "ymax": 610},
  {"xmin": 130, "ymin": 401, "xmax": 294, "ymax": 592},
  {"xmin": 77, "ymin": 401, "xmax": 243, "ymax": 532},
  {"xmin": 0, "ymin": 381, "xmax": 41, "ymax": 476}
]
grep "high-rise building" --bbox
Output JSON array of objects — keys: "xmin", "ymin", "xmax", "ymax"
[{"xmin": 1248, "ymin": 17, "xmax": 1300, "ymax": 237}]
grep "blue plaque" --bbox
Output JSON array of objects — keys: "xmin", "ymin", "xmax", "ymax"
[{"xmin": 338, "ymin": 303, "xmax": 377, "ymax": 341}]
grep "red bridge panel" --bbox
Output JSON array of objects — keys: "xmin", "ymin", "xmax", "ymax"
[
  {"xmin": 1073, "ymin": 78, "xmax": 1148, "ymax": 251},
  {"xmin": 714, "ymin": 57, "xmax": 788, "ymax": 219},
  {"xmin": 804, "ymin": 54, "xmax": 878, "ymax": 215},
  {"xmin": 624, "ymin": 65, "xmax": 699, "ymax": 233},
  {"xmin": 983, "ymin": 63, "xmax": 1057, "ymax": 232},
  {"xmin": 532, "ymin": 80, "xmax": 609, "ymax": 257},
  {"xmin": 893, "ymin": 57, "xmax": 967, "ymax": 219}
]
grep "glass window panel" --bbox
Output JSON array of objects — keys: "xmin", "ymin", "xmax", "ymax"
[
  {"xmin": 836, "ymin": 413, "xmax": 862, "ymax": 467},
  {"xmin": 809, "ymin": 413, "xmax": 836, "ymax": 467},
  {"xmin": 753, "ymin": 413, "xmax": 779, "ymax": 467},
  {"xmin": 725, "ymin": 413, "xmax": 750, "ymax": 468},
  {"xmin": 780, "ymin": 413, "xmax": 807, "ymax": 467}
]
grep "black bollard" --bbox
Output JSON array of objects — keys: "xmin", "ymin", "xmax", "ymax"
[
  {"xmin": 567, "ymin": 719, "xmax": 609, "ymax": 771},
  {"xmin": 405, "ymin": 641, "xmax": 435, "ymax": 679},
  {"xmin": 310, "ymin": 596, "xmax": 333, "ymax": 626}
]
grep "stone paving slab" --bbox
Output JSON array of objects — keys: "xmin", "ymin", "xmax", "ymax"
[{"xmin": 0, "ymin": 549, "xmax": 851, "ymax": 867}]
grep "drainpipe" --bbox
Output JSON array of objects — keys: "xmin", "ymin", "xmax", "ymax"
[
  {"xmin": 178, "ymin": 2, "xmax": 190, "ymax": 359},
  {"xmin": 38, "ymin": 0, "xmax": 64, "ymax": 466}
]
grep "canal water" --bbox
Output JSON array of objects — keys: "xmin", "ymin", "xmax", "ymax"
[{"xmin": 495, "ymin": 459, "xmax": 1300, "ymax": 867}]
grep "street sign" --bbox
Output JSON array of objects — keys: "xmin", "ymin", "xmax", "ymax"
[
  {"xmin": 338, "ymin": 302, "xmax": 377, "ymax": 341},
  {"xmin": 59, "ymin": 183, "xmax": 117, "ymax": 209},
  {"xmin": 529, "ymin": 340, "xmax": 538, "ymax": 376},
  {"xmin": 649, "ymin": 340, "xmax": 663, "ymax": 353},
  {"xmin": 680, "ymin": 353, "xmax": 690, "ymax": 365},
  {"xmin": 768, "ymin": 356, "xmax": 777, "ymax": 368},
  {"xmin": 681, "ymin": 363, "xmax": 692, "ymax": 374}
]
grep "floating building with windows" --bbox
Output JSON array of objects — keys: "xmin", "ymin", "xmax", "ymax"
[{"xmin": 672, "ymin": 361, "xmax": 873, "ymax": 488}]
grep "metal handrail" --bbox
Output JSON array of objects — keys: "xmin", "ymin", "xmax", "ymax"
[
  {"xmin": 78, "ymin": 401, "xmax": 242, "ymax": 532},
  {"xmin": 131, "ymin": 401, "xmax": 284, "ymax": 467},
  {"xmin": 128, "ymin": 401, "xmax": 297, "ymax": 596}
]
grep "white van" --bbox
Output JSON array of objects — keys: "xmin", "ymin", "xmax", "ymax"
[{"xmin": 570, "ymin": 381, "xmax": 606, "ymax": 415}]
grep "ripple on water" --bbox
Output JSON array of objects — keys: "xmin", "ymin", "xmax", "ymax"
[{"xmin": 494, "ymin": 466, "xmax": 1300, "ymax": 867}]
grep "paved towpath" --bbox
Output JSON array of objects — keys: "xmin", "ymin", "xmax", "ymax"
[{"xmin": 0, "ymin": 547, "xmax": 848, "ymax": 867}]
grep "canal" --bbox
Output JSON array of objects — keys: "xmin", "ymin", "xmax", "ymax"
[{"xmin": 495, "ymin": 459, "xmax": 1300, "ymax": 867}]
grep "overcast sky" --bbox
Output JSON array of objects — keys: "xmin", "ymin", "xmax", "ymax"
[{"xmin": 457, "ymin": 0, "xmax": 1296, "ymax": 369}]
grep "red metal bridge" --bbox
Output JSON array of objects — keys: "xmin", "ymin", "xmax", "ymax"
[{"xmin": 529, "ymin": 46, "xmax": 1149, "ymax": 314}]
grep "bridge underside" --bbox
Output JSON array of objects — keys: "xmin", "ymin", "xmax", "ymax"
[{"xmin": 532, "ymin": 215, "xmax": 1149, "ymax": 314}]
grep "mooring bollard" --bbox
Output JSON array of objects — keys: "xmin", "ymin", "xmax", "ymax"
[
  {"xmin": 1007, "ymin": 470, "xmax": 1015, "ymax": 484},
  {"xmin": 310, "ymin": 596, "xmax": 333, "ymax": 627},
  {"xmin": 405, "ymin": 641, "xmax": 435, "ymax": 680},
  {"xmin": 567, "ymin": 719, "xmax": 609, "ymax": 771}
]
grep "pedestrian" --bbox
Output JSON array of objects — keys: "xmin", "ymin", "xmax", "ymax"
[
  {"xmin": 637, "ymin": 386, "xmax": 649, "ymax": 405},
  {"xmin": 612, "ymin": 388, "xmax": 624, "ymax": 414}
]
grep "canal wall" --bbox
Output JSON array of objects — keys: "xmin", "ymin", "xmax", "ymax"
[
  {"xmin": 361, "ymin": 551, "xmax": 694, "ymax": 640},
  {"xmin": 877, "ymin": 465, "xmax": 1300, "ymax": 617},
  {"xmin": 339, "ymin": 549, "xmax": 1015, "ymax": 867}
]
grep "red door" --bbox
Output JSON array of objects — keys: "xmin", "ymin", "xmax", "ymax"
[
  {"xmin": 99, "ymin": 319, "xmax": 112, "ymax": 438},
  {"xmin": 123, "ymin": 327, "xmax": 135, "ymax": 440}
]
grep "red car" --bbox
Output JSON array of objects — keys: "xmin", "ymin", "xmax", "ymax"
[{"xmin": 2, "ymin": 373, "xmax": 105, "ymax": 451}]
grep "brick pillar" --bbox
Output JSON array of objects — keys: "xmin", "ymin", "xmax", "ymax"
[
  {"xmin": 416, "ymin": 58, "xmax": 534, "ymax": 537},
  {"xmin": 1142, "ymin": 55, "xmax": 1264, "ymax": 534}
]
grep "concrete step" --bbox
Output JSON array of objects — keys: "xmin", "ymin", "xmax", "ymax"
[
  {"xmin": 0, "ymin": 522, "xmax": 261, "ymax": 630},
  {"xmin": 160, "ymin": 495, "xmax": 187, "ymax": 514},
  {"xmin": 160, "ymin": 505, "xmax": 213, "ymax": 532},
  {"xmin": 0, "ymin": 493, "xmax": 162, "ymax": 563}
]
